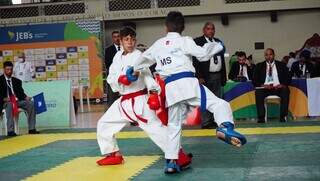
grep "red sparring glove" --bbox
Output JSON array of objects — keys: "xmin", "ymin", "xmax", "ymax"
[
  {"xmin": 185, "ymin": 107, "xmax": 201, "ymax": 126},
  {"xmin": 118, "ymin": 75, "xmax": 131, "ymax": 86},
  {"xmin": 147, "ymin": 91, "xmax": 161, "ymax": 110}
]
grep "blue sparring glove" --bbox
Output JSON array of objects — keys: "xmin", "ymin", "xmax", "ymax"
[{"xmin": 125, "ymin": 66, "xmax": 138, "ymax": 82}]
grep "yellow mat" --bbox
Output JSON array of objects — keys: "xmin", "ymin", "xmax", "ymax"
[
  {"xmin": 183, "ymin": 126, "xmax": 320, "ymax": 136},
  {"xmin": 1, "ymin": 126, "xmax": 320, "ymax": 159},
  {"xmin": 24, "ymin": 156, "xmax": 161, "ymax": 181}
]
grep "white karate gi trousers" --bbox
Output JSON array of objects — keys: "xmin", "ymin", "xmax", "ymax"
[
  {"xmin": 166, "ymin": 85, "xmax": 234, "ymax": 159},
  {"xmin": 97, "ymin": 96, "xmax": 168, "ymax": 156}
]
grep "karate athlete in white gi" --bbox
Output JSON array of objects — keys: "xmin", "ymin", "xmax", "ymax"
[
  {"xmin": 96, "ymin": 27, "xmax": 192, "ymax": 171},
  {"xmin": 127, "ymin": 11, "xmax": 247, "ymax": 173}
]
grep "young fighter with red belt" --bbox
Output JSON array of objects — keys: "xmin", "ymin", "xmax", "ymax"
[{"xmin": 96, "ymin": 27, "xmax": 191, "ymax": 171}]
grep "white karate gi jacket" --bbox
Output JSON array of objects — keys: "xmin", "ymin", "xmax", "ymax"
[{"xmin": 133, "ymin": 32, "xmax": 223, "ymax": 107}]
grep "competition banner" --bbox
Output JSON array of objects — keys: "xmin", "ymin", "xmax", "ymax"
[
  {"xmin": 19, "ymin": 80, "xmax": 75, "ymax": 128},
  {"xmin": 0, "ymin": 21, "xmax": 103, "ymax": 98}
]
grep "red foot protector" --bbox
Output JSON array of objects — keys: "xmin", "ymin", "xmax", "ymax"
[
  {"xmin": 177, "ymin": 148, "xmax": 192, "ymax": 169},
  {"xmin": 96, "ymin": 152, "xmax": 124, "ymax": 166}
]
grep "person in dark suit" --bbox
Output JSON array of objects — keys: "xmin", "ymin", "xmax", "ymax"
[
  {"xmin": 290, "ymin": 50, "xmax": 316, "ymax": 78},
  {"xmin": 228, "ymin": 51, "xmax": 255, "ymax": 81},
  {"xmin": 313, "ymin": 61, "xmax": 320, "ymax": 77},
  {"xmin": 105, "ymin": 31, "xmax": 121, "ymax": 105},
  {"xmin": 252, "ymin": 48, "xmax": 291, "ymax": 123},
  {"xmin": 0, "ymin": 61, "xmax": 39, "ymax": 136},
  {"xmin": 105, "ymin": 31, "xmax": 121, "ymax": 70},
  {"xmin": 193, "ymin": 22, "xmax": 227, "ymax": 128}
]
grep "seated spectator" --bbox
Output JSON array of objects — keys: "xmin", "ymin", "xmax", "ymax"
[
  {"xmin": 290, "ymin": 50, "xmax": 315, "ymax": 78},
  {"xmin": 281, "ymin": 55, "xmax": 290, "ymax": 65},
  {"xmin": 313, "ymin": 60, "xmax": 320, "ymax": 77},
  {"xmin": 252, "ymin": 48, "xmax": 291, "ymax": 123},
  {"xmin": 228, "ymin": 51, "xmax": 255, "ymax": 81},
  {"xmin": 286, "ymin": 52, "xmax": 298, "ymax": 69},
  {"xmin": 0, "ymin": 61, "xmax": 39, "ymax": 136},
  {"xmin": 309, "ymin": 56, "xmax": 320, "ymax": 77},
  {"xmin": 247, "ymin": 54, "xmax": 255, "ymax": 65},
  {"xmin": 228, "ymin": 51, "xmax": 239, "ymax": 72}
]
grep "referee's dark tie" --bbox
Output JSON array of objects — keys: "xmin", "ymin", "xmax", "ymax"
[
  {"xmin": 7, "ymin": 80, "xmax": 13, "ymax": 96},
  {"xmin": 117, "ymin": 46, "xmax": 120, "ymax": 51},
  {"xmin": 240, "ymin": 65, "xmax": 244, "ymax": 76},
  {"xmin": 268, "ymin": 63, "xmax": 272, "ymax": 77},
  {"xmin": 208, "ymin": 37, "xmax": 213, "ymax": 42}
]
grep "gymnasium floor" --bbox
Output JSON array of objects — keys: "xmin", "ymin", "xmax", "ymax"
[{"xmin": 0, "ymin": 118, "xmax": 320, "ymax": 181}]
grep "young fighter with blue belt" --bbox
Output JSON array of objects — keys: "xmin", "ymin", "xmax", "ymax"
[{"xmin": 127, "ymin": 11, "xmax": 247, "ymax": 174}]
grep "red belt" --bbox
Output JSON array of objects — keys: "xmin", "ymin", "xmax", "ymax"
[{"xmin": 120, "ymin": 89, "xmax": 148, "ymax": 124}]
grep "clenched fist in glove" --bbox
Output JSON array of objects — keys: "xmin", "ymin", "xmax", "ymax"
[
  {"xmin": 148, "ymin": 91, "xmax": 161, "ymax": 110},
  {"xmin": 118, "ymin": 75, "xmax": 131, "ymax": 86},
  {"xmin": 125, "ymin": 66, "xmax": 139, "ymax": 82}
]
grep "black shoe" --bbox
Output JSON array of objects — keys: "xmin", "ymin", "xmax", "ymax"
[
  {"xmin": 279, "ymin": 117, "xmax": 287, "ymax": 122},
  {"xmin": 257, "ymin": 118, "xmax": 265, "ymax": 123},
  {"xmin": 201, "ymin": 122, "xmax": 217, "ymax": 129},
  {"xmin": 7, "ymin": 131, "xmax": 17, "ymax": 137},
  {"xmin": 28, "ymin": 129, "xmax": 40, "ymax": 134}
]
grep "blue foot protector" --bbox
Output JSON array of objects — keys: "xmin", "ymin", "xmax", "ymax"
[
  {"xmin": 125, "ymin": 66, "xmax": 138, "ymax": 82},
  {"xmin": 216, "ymin": 122, "xmax": 247, "ymax": 147},
  {"xmin": 164, "ymin": 160, "xmax": 181, "ymax": 174}
]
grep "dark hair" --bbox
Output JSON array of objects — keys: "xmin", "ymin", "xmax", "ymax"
[
  {"xmin": 111, "ymin": 30, "xmax": 119, "ymax": 35},
  {"xmin": 248, "ymin": 54, "xmax": 252, "ymax": 60},
  {"xmin": 3, "ymin": 61, "xmax": 13, "ymax": 68},
  {"xmin": 165, "ymin": 11, "xmax": 185, "ymax": 34},
  {"xmin": 289, "ymin": 52, "xmax": 295, "ymax": 58},
  {"xmin": 120, "ymin": 26, "xmax": 136, "ymax": 38},
  {"xmin": 300, "ymin": 50, "xmax": 311, "ymax": 59},
  {"xmin": 237, "ymin": 51, "xmax": 246, "ymax": 58}
]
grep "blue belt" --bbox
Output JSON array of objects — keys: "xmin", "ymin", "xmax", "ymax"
[
  {"xmin": 164, "ymin": 71, "xmax": 195, "ymax": 84},
  {"xmin": 164, "ymin": 71, "xmax": 207, "ymax": 112}
]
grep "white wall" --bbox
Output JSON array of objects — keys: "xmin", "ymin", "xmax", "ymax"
[
  {"xmin": 21, "ymin": 0, "xmax": 51, "ymax": 3},
  {"xmin": 4, "ymin": 0, "xmax": 320, "ymax": 25},
  {"xmin": 98, "ymin": 0, "xmax": 320, "ymax": 21},
  {"xmin": 105, "ymin": 10, "xmax": 320, "ymax": 69}
]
